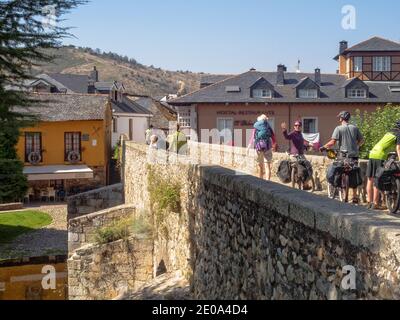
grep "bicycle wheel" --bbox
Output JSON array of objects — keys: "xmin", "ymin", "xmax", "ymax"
[
  {"xmin": 327, "ymin": 183, "xmax": 335, "ymax": 199},
  {"xmin": 385, "ymin": 179, "xmax": 400, "ymax": 214}
]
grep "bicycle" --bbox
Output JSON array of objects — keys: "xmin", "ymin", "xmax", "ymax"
[
  {"xmin": 382, "ymin": 152, "xmax": 400, "ymax": 214},
  {"xmin": 322, "ymin": 149, "xmax": 360, "ymax": 203},
  {"xmin": 290, "ymin": 154, "xmax": 315, "ymax": 192}
]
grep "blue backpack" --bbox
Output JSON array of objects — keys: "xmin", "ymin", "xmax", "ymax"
[
  {"xmin": 255, "ymin": 121, "xmax": 272, "ymax": 141},
  {"xmin": 254, "ymin": 121, "xmax": 272, "ymax": 151}
]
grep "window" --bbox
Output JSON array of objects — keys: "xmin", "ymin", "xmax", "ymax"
[
  {"xmin": 389, "ymin": 86, "xmax": 400, "ymax": 93},
  {"xmin": 25, "ymin": 132, "xmax": 42, "ymax": 163},
  {"xmin": 347, "ymin": 88, "xmax": 367, "ymax": 98},
  {"xmin": 112, "ymin": 118, "xmax": 118, "ymax": 133},
  {"xmin": 373, "ymin": 56, "xmax": 391, "ymax": 72},
  {"xmin": 302, "ymin": 118, "xmax": 318, "ymax": 134},
  {"xmin": 178, "ymin": 107, "xmax": 191, "ymax": 128},
  {"xmin": 353, "ymin": 57, "xmax": 363, "ymax": 72},
  {"xmin": 298, "ymin": 89, "xmax": 318, "ymax": 98},
  {"xmin": 267, "ymin": 118, "xmax": 275, "ymax": 131},
  {"xmin": 225, "ymin": 86, "xmax": 241, "ymax": 92},
  {"xmin": 253, "ymin": 89, "xmax": 272, "ymax": 98},
  {"xmin": 64, "ymin": 132, "xmax": 81, "ymax": 161},
  {"xmin": 217, "ymin": 118, "xmax": 234, "ymax": 144}
]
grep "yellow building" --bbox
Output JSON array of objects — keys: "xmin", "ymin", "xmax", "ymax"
[{"xmin": 15, "ymin": 93, "xmax": 112, "ymax": 196}]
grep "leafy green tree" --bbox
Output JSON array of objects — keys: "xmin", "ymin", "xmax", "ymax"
[
  {"xmin": 352, "ymin": 104, "xmax": 400, "ymax": 159},
  {"xmin": 0, "ymin": 0, "xmax": 86, "ymax": 203}
]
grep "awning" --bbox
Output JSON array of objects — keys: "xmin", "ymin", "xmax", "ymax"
[{"xmin": 23, "ymin": 165, "xmax": 94, "ymax": 181}]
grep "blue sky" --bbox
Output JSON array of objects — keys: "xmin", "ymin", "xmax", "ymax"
[{"xmin": 62, "ymin": 0, "xmax": 400, "ymax": 74}]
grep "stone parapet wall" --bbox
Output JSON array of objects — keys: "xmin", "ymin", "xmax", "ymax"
[
  {"xmin": 123, "ymin": 142, "xmax": 400, "ymax": 300},
  {"xmin": 191, "ymin": 166, "xmax": 400, "ymax": 300},
  {"xmin": 67, "ymin": 183, "xmax": 124, "ymax": 220},
  {"xmin": 68, "ymin": 236, "xmax": 153, "ymax": 300},
  {"xmin": 68, "ymin": 204, "xmax": 135, "ymax": 253},
  {"xmin": 188, "ymin": 141, "xmax": 367, "ymax": 191}
]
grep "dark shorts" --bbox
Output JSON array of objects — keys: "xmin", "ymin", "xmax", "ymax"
[{"xmin": 366, "ymin": 159, "xmax": 384, "ymax": 178}]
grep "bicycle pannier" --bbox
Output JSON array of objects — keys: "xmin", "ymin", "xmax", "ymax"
[
  {"xmin": 327, "ymin": 163, "xmax": 343, "ymax": 187},
  {"xmin": 277, "ymin": 160, "xmax": 291, "ymax": 183},
  {"xmin": 298, "ymin": 159, "xmax": 313, "ymax": 182},
  {"xmin": 348, "ymin": 167, "xmax": 363, "ymax": 188},
  {"xmin": 375, "ymin": 166, "xmax": 393, "ymax": 192},
  {"xmin": 375, "ymin": 159, "xmax": 400, "ymax": 191}
]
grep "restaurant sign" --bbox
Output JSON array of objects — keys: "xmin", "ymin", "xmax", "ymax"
[
  {"xmin": 217, "ymin": 110, "xmax": 275, "ymax": 127},
  {"xmin": 216, "ymin": 110, "xmax": 275, "ymax": 116}
]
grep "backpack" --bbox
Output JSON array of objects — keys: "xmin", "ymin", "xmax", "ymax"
[
  {"xmin": 255, "ymin": 122, "xmax": 272, "ymax": 152},
  {"xmin": 255, "ymin": 123, "xmax": 272, "ymax": 142},
  {"xmin": 277, "ymin": 160, "xmax": 291, "ymax": 183}
]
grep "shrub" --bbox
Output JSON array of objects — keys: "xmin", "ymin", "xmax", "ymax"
[
  {"xmin": 353, "ymin": 104, "xmax": 400, "ymax": 159},
  {"xmin": 148, "ymin": 167, "xmax": 181, "ymax": 214},
  {"xmin": 94, "ymin": 217, "xmax": 151, "ymax": 245}
]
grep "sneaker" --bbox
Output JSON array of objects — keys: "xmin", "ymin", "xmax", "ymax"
[
  {"xmin": 352, "ymin": 198, "xmax": 360, "ymax": 205},
  {"xmin": 367, "ymin": 203, "xmax": 373, "ymax": 209}
]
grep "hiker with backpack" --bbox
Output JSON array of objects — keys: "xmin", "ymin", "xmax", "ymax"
[{"xmin": 248, "ymin": 114, "xmax": 277, "ymax": 180}]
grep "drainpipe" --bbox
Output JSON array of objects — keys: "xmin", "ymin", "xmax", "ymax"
[{"xmin": 287, "ymin": 103, "xmax": 292, "ymax": 151}]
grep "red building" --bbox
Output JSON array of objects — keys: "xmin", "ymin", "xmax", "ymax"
[{"xmin": 169, "ymin": 36, "xmax": 400, "ymax": 149}]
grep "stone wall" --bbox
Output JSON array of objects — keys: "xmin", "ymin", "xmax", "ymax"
[
  {"xmin": 68, "ymin": 236, "xmax": 153, "ymax": 300},
  {"xmin": 123, "ymin": 142, "xmax": 400, "ymax": 300},
  {"xmin": 124, "ymin": 143, "xmax": 193, "ymax": 279},
  {"xmin": 68, "ymin": 204, "xmax": 135, "ymax": 253},
  {"xmin": 67, "ymin": 183, "xmax": 124, "ymax": 220},
  {"xmin": 191, "ymin": 166, "xmax": 400, "ymax": 300},
  {"xmin": 67, "ymin": 204, "xmax": 153, "ymax": 300}
]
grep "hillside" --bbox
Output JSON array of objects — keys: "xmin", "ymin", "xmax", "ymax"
[{"xmin": 32, "ymin": 46, "xmax": 202, "ymax": 98}]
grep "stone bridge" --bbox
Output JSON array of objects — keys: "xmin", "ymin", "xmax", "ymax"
[{"xmin": 67, "ymin": 141, "xmax": 400, "ymax": 300}]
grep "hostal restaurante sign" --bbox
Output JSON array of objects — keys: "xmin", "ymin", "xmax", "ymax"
[{"xmin": 216, "ymin": 110, "xmax": 275, "ymax": 127}]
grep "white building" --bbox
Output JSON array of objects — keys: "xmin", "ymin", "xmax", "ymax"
[{"xmin": 111, "ymin": 94, "xmax": 152, "ymax": 146}]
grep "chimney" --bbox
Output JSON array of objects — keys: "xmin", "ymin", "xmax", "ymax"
[
  {"xmin": 315, "ymin": 68, "xmax": 321, "ymax": 86},
  {"xmin": 339, "ymin": 41, "xmax": 348, "ymax": 55},
  {"xmin": 87, "ymin": 80, "xmax": 95, "ymax": 94},
  {"xmin": 90, "ymin": 66, "xmax": 99, "ymax": 82},
  {"xmin": 277, "ymin": 64, "xmax": 286, "ymax": 85}
]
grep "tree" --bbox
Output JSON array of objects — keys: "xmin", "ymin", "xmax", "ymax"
[
  {"xmin": 0, "ymin": 0, "xmax": 86, "ymax": 203},
  {"xmin": 352, "ymin": 104, "xmax": 400, "ymax": 159}
]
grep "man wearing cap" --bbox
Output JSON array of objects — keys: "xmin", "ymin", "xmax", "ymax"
[
  {"xmin": 321, "ymin": 111, "xmax": 364, "ymax": 203},
  {"xmin": 281, "ymin": 120, "xmax": 310, "ymax": 161}
]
